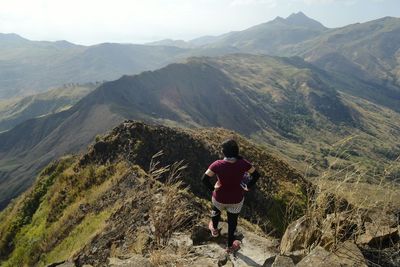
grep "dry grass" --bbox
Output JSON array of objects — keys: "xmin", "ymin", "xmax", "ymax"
[
  {"xmin": 295, "ymin": 138, "xmax": 400, "ymax": 266},
  {"xmin": 148, "ymin": 151, "xmax": 195, "ymax": 247},
  {"xmin": 149, "ymin": 246, "xmax": 193, "ymax": 267}
]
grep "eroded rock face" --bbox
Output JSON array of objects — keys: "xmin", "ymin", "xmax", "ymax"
[
  {"xmin": 271, "ymin": 255, "xmax": 295, "ymax": 267},
  {"xmin": 296, "ymin": 242, "xmax": 367, "ymax": 267},
  {"xmin": 357, "ymin": 222, "xmax": 399, "ymax": 248},
  {"xmin": 280, "ymin": 216, "xmax": 319, "ymax": 254},
  {"xmin": 296, "ymin": 246, "xmax": 332, "ymax": 267}
]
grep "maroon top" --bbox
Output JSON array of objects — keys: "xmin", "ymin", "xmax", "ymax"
[{"xmin": 209, "ymin": 159, "xmax": 252, "ymax": 204}]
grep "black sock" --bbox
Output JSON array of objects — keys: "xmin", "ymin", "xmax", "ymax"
[
  {"xmin": 211, "ymin": 206, "xmax": 221, "ymax": 229},
  {"xmin": 227, "ymin": 212, "xmax": 239, "ymax": 247}
]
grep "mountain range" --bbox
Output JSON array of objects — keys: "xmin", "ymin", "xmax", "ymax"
[
  {"xmin": 0, "ymin": 34, "xmax": 188, "ymax": 99},
  {"xmin": 2, "ymin": 12, "xmax": 399, "ymax": 103},
  {"xmin": 0, "ymin": 12, "xmax": 399, "ymax": 210},
  {"xmin": 1, "ymin": 53, "xmax": 399, "ymax": 209}
]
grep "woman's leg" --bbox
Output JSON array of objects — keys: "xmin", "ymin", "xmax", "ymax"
[
  {"xmin": 227, "ymin": 212, "xmax": 239, "ymax": 247},
  {"xmin": 211, "ymin": 206, "xmax": 221, "ymax": 229}
]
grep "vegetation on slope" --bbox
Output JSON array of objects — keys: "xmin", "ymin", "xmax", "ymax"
[{"xmin": 0, "ymin": 121, "xmax": 308, "ymax": 266}]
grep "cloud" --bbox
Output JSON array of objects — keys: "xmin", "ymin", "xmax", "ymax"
[
  {"xmin": 229, "ymin": 0, "xmax": 277, "ymax": 7},
  {"xmin": 294, "ymin": 0, "xmax": 358, "ymax": 4}
]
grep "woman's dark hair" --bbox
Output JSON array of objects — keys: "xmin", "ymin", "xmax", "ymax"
[{"xmin": 221, "ymin": 139, "xmax": 239, "ymax": 158}]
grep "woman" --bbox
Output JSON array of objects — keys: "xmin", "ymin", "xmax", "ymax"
[{"xmin": 201, "ymin": 139, "xmax": 260, "ymax": 253}]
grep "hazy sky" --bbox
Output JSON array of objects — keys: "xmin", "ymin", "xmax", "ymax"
[{"xmin": 0, "ymin": 0, "xmax": 399, "ymax": 45}]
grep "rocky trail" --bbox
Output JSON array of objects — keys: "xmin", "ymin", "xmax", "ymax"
[
  {"xmin": 104, "ymin": 222, "xmax": 279, "ymax": 267},
  {"xmin": 181, "ymin": 222, "xmax": 278, "ymax": 266}
]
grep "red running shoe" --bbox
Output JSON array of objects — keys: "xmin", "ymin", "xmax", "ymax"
[{"xmin": 226, "ymin": 240, "xmax": 241, "ymax": 254}]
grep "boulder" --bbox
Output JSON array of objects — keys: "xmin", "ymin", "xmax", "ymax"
[
  {"xmin": 284, "ymin": 249, "xmax": 307, "ymax": 264},
  {"xmin": 334, "ymin": 241, "xmax": 367, "ymax": 267},
  {"xmin": 319, "ymin": 212, "xmax": 358, "ymax": 249},
  {"xmin": 270, "ymin": 255, "xmax": 295, "ymax": 267},
  {"xmin": 280, "ymin": 216, "xmax": 319, "ymax": 254},
  {"xmin": 262, "ymin": 255, "xmax": 275, "ymax": 267},
  {"xmin": 297, "ymin": 242, "xmax": 367, "ymax": 267},
  {"xmin": 356, "ymin": 222, "xmax": 399, "ymax": 248},
  {"xmin": 296, "ymin": 246, "xmax": 333, "ymax": 267},
  {"xmin": 191, "ymin": 225, "xmax": 212, "ymax": 245}
]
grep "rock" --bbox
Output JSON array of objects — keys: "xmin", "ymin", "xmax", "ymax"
[
  {"xmin": 334, "ymin": 241, "xmax": 367, "ymax": 267},
  {"xmin": 356, "ymin": 222, "xmax": 399, "ymax": 248},
  {"xmin": 319, "ymin": 212, "xmax": 358, "ymax": 249},
  {"xmin": 270, "ymin": 255, "xmax": 295, "ymax": 267},
  {"xmin": 191, "ymin": 225, "xmax": 212, "ymax": 245},
  {"xmin": 108, "ymin": 254, "xmax": 153, "ymax": 267},
  {"xmin": 262, "ymin": 255, "xmax": 275, "ymax": 267},
  {"xmin": 297, "ymin": 242, "xmax": 367, "ymax": 267},
  {"xmin": 284, "ymin": 249, "xmax": 307, "ymax": 264},
  {"xmin": 296, "ymin": 246, "xmax": 333, "ymax": 267},
  {"xmin": 280, "ymin": 216, "xmax": 318, "ymax": 254}
]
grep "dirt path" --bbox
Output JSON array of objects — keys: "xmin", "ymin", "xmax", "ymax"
[{"xmin": 188, "ymin": 222, "xmax": 279, "ymax": 266}]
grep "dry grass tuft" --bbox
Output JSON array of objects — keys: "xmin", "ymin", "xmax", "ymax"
[{"xmin": 148, "ymin": 151, "xmax": 195, "ymax": 247}]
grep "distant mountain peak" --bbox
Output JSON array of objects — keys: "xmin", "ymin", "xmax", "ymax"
[
  {"xmin": 0, "ymin": 33, "xmax": 28, "ymax": 42},
  {"xmin": 287, "ymin": 11, "xmax": 307, "ymax": 19},
  {"xmin": 285, "ymin": 12, "xmax": 327, "ymax": 30}
]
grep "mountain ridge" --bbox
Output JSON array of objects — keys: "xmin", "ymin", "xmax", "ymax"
[{"xmin": 1, "ymin": 54, "xmax": 399, "ymax": 210}]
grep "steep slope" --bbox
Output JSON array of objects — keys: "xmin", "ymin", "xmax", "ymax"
[
  {"xmin": 0, "ymin": 83, "xmax": 98, "ymax": 132},
  {"xmin": 1, "ymin": 54, "xmax": 399, "ymax": 210},
  {"xmin": 0, "ymin": 121, "xmax": 307, "ymax": 266}
]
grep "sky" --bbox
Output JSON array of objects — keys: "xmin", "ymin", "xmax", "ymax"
[{"xmin": 0, "ymin": 0, "xmax": 399, "ymax": 45}]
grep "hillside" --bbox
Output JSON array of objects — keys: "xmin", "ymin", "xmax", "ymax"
[
  {"xmin": 0, "ymin": 121, "xmax": 307, "ymax": 266},
  {"xmin": 0, "ymin": 83, "xmax": 98, "ymax": 132},
  {"xmin": 1, "ymin": 54, "xmax": 399, "ymax": 210}
]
